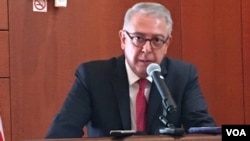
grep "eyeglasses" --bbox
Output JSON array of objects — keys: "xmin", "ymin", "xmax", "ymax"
[{"xmin": 124, "ymin": 30, "xmax": 169, "ymax": 49}]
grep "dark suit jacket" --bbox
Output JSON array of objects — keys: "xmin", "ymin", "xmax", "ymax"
[{"xmin": 45, "ymin": 55, "xmax": 216, "ymax": 138}]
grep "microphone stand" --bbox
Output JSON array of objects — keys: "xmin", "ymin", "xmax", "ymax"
[
  {"xmin": 158, "ymin": 97, "xmax": 185, "ymax": 136},
  {"xmin": 147, "ymin": 64, "xmax": 185, "ymax": 136}
]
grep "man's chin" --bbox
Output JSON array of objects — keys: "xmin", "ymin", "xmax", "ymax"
[{"xmin": 136, "ymin": 69, "xmax": 148, "ymax": 78}]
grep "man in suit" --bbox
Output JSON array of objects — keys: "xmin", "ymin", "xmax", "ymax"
[{"xmin": 45, "ymin": 2, "xmax": 217, "ymax": 138}]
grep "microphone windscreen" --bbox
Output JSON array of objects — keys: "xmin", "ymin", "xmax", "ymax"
[{"xmin": 147, "ymin": 63, "xmax": 161, "ymax": 76}]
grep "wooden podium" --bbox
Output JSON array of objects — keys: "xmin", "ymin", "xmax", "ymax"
[{"xmin": 25, "ymin": 134, "xmax": 221, "ymax": 141}]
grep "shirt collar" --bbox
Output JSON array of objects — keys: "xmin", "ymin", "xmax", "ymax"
[{"xmin": 125, "ymin": 59, "xmax": 152, "ymax": 85}]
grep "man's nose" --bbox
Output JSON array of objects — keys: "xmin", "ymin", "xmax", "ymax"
[{"xmin": 141, "ymin": 40, "xmax": 152, "ymax": 53}]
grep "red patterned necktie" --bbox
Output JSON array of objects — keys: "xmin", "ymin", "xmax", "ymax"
[{"xmin": 136, "ymin": 78, "xmax": 148, "ymax": 132}]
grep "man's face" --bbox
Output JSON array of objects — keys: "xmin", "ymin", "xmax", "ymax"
[{"xmin": 119, "ymin": 12, "xmax": 171, "ymax": 78}]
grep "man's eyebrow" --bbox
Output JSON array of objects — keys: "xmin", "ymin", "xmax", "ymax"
[
  {"xmin": 130, "ymin": 32, "xmax": 145, "ymax": 36},
  {"xmin": 131, "ymin": 32, "xmax": 165, "ymax": 38}
]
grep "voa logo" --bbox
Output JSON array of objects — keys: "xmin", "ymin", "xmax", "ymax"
[{"xmin": 226, "ymin": 129, "xmax": 246, "ymax": 136}]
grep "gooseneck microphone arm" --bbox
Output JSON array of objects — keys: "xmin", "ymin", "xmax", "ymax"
[{"xmin": 147, "ymin": 63, "xmax": 184, "ymax": 136}]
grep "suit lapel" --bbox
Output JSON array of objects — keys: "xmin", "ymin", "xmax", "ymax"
[
  {"xmin": 112, "ymin": 56, "xmax": 131, "ymax": 130},
  {"xmin": 146, "ymin": 83, "xmax": 162, "ymax": 129}
]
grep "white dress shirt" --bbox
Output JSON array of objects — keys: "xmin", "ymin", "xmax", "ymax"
[{"xmin": 125, "ymin": 60, "xmax": 152, "ymax": 130}]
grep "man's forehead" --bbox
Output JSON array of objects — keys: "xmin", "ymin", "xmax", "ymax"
[{"xmin": 127, "ymin": 14, "xmax": 168, "ymax": 36}]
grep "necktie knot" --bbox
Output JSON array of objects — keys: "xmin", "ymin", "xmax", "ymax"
[{"xmin": 138, "ymin": 78, "xmax": 148, "ymax": 90}]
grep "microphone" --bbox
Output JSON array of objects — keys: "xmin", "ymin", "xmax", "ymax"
[
  {"xmin": 147, "ymin": 63, "xmax": 185, "ymax": 136},
  {"xmin": 146, "ymin": 63, "xmax": 177, "ymax": 114}
]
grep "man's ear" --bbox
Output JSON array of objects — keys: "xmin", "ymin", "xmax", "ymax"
[{"xmin": 119, "ymin": 30, "xmax": 126, "ymax": 50}]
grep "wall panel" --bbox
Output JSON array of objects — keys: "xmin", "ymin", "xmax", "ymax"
[
  {"xmin": 212, "ymin": 0, "xmax": 243, "ymax": 124},
  {"xmin": 0, "ymin": 32, "xmax": 9, "ymax": 77},
  {"xmin": 0, "ymin": 0, "xmax": 8, "ymax": 29},
  {"xmin": 0, "ymin": 0, "xmax": 10, "ymax": 140},
  {"xmin": 242, "ymin": 0, "xmax": 250, "ymax": 123},
  {"xmin": 181, "ymin": 0, "xmax": 244, "ymax": 125},
  {"xmin": 0, "ymin": 79, "xmax": 10, "ymax": 141}
]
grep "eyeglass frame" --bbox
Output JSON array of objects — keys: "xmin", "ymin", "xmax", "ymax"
[{"xmin": 123, "ymin": 30, "xmax": 169, "ymax": 49}]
